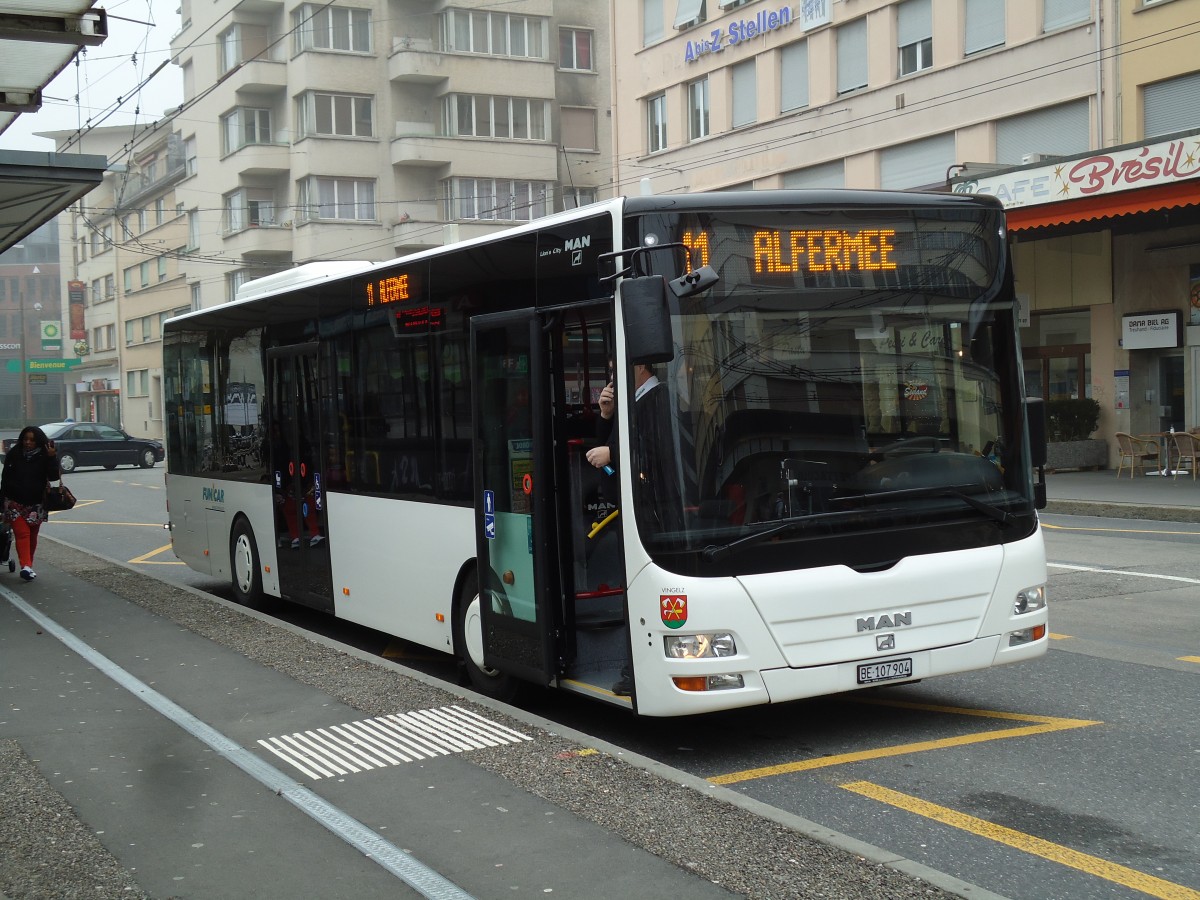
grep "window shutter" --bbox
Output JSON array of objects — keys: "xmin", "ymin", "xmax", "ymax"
[
  {"xmin": 780, "ymin": 40, "xmax": 809, "ymax": 112},
  {"xmin": 1144, "ymin": 71, "xmax": 1200, "ymax": 139},
  {"xmin": 897, "ymin": 0, "xmax": 931, "ymax": 47},
  {"xmin": 995, "ymin": 100, "xmax": 1090, "ymax": 164},
  {"xmin": 879, "ymin": 133, "xmax": 955, "ymax": 189},
  {"xmin": 674, "ymin": 0, "xmax": 705, "ymax": 29},
  {"xmin": 782, "ymin": 159, "xmax": 845, "ymax": 189},
  {"xmin": 732, "ymin": 59, "xmax": 756, "ymax": 127},
  {"xmin": 837, "ymin": 19, "xmax": 867, "ymax": 93},
  {"xmin": 1043, "ymin": 0, "xmax": 1090, "ymax": 32},
  {"xmin": 964, "ymin": 0, "xmax": 1004, "ymax": 54}
]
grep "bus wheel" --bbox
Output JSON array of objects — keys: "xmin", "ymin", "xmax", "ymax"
[
  {"xmin": 454, "ymin": 576, "xmax": 518, "ymax": 702},
  {"xmin": 230, "ymin": 518, "xmax": 264, "ymax": 608}
]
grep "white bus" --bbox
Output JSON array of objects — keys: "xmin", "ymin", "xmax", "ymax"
[{"xmin": 163, "ymin": 190, "xmax": 1049, "ymax": 717}]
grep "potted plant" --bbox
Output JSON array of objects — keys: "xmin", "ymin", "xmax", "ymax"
[{"xmin": 1045, "ymin": 397, "xmax": 1106, "ymax": 470}]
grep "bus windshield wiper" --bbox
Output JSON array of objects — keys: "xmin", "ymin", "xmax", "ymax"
[
  {"xmin": 831, "ymin": 484, "xmax": 1015, "ymax": 525},
  {"xmin": 702, "ymin": 485, "xmax": 1015, "ymax": 561},
  {"xmin": 702, "ymin": 508, "xmax": 860, "ymax": 562}
]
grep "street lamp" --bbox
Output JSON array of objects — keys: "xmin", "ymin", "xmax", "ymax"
[{"xmin": 19, "ymin": 264, "xmax": 43, "ymax": 422}]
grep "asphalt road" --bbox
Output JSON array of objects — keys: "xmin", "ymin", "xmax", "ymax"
[{"xmin": 32, "ymin": 468, "xmax": 1200, "ymax": 900}]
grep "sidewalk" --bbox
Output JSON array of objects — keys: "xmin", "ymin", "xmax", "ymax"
[
  {"xmin": 0, "ymin": 540, "xmax": 990, "ymax": 900},
  {"xmin": 1044, "ymin": 467, "xmax": 1200, "ymax": 521}
]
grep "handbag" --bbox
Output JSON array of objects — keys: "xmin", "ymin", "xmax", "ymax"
[{"xmin": 44, "ymin": 480, "xmax": 77, "ymax": 512}]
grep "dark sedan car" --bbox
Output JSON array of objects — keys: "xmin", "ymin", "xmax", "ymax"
[{"xmin": 23, "ymin": 422, "xmax": 165, "ymax": 473}]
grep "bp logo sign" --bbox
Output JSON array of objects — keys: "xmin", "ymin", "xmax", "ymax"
[{"xmin": 41, "ymin": 321, "xmax": 61, "ymax": 351}]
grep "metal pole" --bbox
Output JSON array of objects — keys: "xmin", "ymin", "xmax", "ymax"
[{"xmin": 19, "ymin": 290, "xmax": 29, "ymax": 422}]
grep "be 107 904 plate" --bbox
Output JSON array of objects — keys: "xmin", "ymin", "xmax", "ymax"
[{"xmin": 857, "ymin": 657, "xmax": 913, "ymax": 684}]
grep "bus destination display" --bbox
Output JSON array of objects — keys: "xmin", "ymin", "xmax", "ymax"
[{"xmin": 683, "ymin": 228, "xmax": 898, "ymax": 274}]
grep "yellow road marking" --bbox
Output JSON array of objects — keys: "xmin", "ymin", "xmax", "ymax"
[
  {"xmin": 1043, "ymin": 521, "xmax": 1200, "ymax": 536},
  {"xmin": 842, "ymin": 781, "xmax": 1200, "ymax": 900},
  {"xmin": 128, "ymin": 543, "xmax": 184, "ymax": 565},
  {"xmin": 709, "ymin": 700, "xmax": 1100, "ymax": 785},
  {"xmin": 1179, "ymin": 656, "xmax": 1200, "ymax": 664},
  {"xmin": 1050, "ymin": 632, "xmax": 1072, "ymax": 640}
]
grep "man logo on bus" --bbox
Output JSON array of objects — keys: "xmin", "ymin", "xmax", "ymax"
[
  {"xmin": 661, "ymin": 595, "xmax": 687, "ymax": 628},
  {"xmin": 857, "ymin": 611, "xmax": 912, "ymax": 632}
]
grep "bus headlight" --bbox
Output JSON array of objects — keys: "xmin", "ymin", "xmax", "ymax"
[
  {"xmin": 1014, "ymin": 584, "xmax": 1046, "ymax": 615},
  {"xmin": 664, "ymin": 633, "xmax": 737, "ymax": 659}
]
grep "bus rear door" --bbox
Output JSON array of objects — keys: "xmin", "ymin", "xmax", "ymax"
[
  {"xmin": 267, "ymin": 345, "xmax": 335, "ymax": 613},
  {"xmin": 470, "ymin": 311, "xmax": 562, "ymax": 686}
]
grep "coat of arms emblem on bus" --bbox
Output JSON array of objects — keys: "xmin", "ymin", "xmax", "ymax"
[{"xmin": 660, "ymin": 595, "xmax": 687, "ymax": 628}]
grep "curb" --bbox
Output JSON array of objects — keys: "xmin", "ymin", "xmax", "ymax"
[{"xmin": 1043, "ymin": 499, "xmax": 1200, "ymax": 523}]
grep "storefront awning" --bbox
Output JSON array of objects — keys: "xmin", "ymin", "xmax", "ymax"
[
  {"xmin": 1006, "ymin": 179, "xmax": 1200, "ymax": 233},
  {"xmin": 0, "ymin": 149, "xmax": 106, "ymax": 252}
]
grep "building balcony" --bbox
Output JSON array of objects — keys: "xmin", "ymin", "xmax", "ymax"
[
  {"xmin": 390, "ymin": 203, "xmax": 444, "ymax": 253},
  {"xmin": 221, "ymin": 222, "xmax": 294, "ymax": 259},
  {"xmin": 388, "ymin": 37, "xmax": 447, "ymax": 84},
  {"xmin": 391, "ymin": 130, "xmax": 558, "ymax": 177},
  {"xmin": 233, "ymin": 58, "xmax": 287, "ymax": 95},
  {"xmin": 224, "ymin": 141, "xmax": 291, "ymax": 176}
]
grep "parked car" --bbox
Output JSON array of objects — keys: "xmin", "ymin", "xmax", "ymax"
[{"xmin": 2, "ymin": 422, "xmax": 165, "ymax": 473}]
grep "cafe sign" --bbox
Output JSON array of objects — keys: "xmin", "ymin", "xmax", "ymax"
[
  {"xmin": 953, "ymin": 134, "xmax": 1200, "ymax": 209},
  {"xmin": 1121, "ymin": 310, "xmax": 1180, "ymax": 350}
]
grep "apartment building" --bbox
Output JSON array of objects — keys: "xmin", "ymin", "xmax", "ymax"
[
  {"xmin": 170, "ymin": 0, "xmax": 615, "ymax": 308},
  {"xmin": 0, "ymin": 221, "xmax": 64, "ymax": 424},
  {"xmin": 51, "ymin": 122, "xmax": 192, "ymax": 437},
  {"xmin": 614, "ymin": 0, "xmax": 1200, "ymax": 463}
]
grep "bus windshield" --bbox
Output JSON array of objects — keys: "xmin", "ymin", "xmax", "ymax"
[{"xmin": 625, "ymin": 203, "xmax": 1035, "ymax": 569}]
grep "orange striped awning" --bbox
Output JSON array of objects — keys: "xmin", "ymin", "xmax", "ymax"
[{"xmin": 1006, "ymin": 179, "xmax": 1200, "ymax": 232}]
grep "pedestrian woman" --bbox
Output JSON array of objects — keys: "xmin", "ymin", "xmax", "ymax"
[{"xmin": 1, "ymin": 425, "xmax": 60, "ymax": 581}]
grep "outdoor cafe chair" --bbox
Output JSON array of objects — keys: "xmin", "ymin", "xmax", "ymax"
[
  {"xmin": 1115, "ymin": 432, "xmax": 1159, "ymax": 478},
  {"xmin": 1172, "ymin": 431, "xmax": 1200, "ymax": 480}
]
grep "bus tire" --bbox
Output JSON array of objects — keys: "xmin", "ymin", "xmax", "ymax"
[
  {"xmin": 230, "ymin": 518, "xmax": 264, "ymax": 608},
  {"xmin": 453, "ymin": 573, "xmax": 519, "ymax": 702}
]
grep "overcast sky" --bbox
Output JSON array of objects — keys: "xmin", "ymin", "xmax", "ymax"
[{"xmin": 0, "ymin": 0, "xmax": 183, "ymax": 153}]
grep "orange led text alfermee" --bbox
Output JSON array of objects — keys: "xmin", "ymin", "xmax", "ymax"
[
  {"xmin": 365, "ymin": 274, "xmax": 410, "ymax": 306},
  {"xmin": 752, "ymin": 229, "xmax": 897, "ymax": 274}
]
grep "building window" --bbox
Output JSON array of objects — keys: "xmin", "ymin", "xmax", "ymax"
[
  {"xmin": 158, "ymin": 256, "xmax": 168, "ymax": 282},
  {"xmin": 1044, "ymin": 0, "xmax": 1091, "ymax": 33},
  {"xmin": 184, "ymin": 136, "xmax": 197, "ymax": 176},
  {"xmin": 293, "ymin": 4, "xmax": 371, "ymax": 53},
  {"xmin": 104, "ymin": 274, "xmax": 114, "ymax": 299},
  {"xmin": 221, "ymin": 107, "xmax": 272, "ymax": 154},
  {"xmin": 443, "ymin": 177, "xmax": 551, "ymax": 221},
  {"xmin": 444, "ymin": 95, "xmax": 548, "ymax": 140},
  {"xmin": 298, "ymin": 91, "xmax": 373, "ymax": 138},
  {"xmin": 995, "ymin": 100, "xmax": 1090, "ymax": 165},
  {"xmin": 879, "ymin": 133, "xmax": 955, "ymax": 189},
  {"xmin": 125, "ymin": 320, "xmax": 135, "ymax": 345},
  {"xmin": 140, "ymin": 261, "xmax": 151, "ymax": 287},
  {"xmin": 837, "ymin": 18, "xmax": 868, "ymax": 94},
  {"xmin": 674, "ymin": 0, "xmax": 706, "ymax": 30},
  {"xmin": 441, "ymin": 10, "xmax": 547, "ymax": 59},
  {"xmin": 563, "ymin": 187, "xmax": 597, "ymax": 209},
  {"xmin": 186, "ymin": 209, "xmax": 199, "ymax": 250},
  {"xmin": 1144, "ymin": 70, "xmax": 1200, "ymax": 139},
  {"xmin": 90, "ymin": 279, "xmax": 101, "ymax": 304},
  {"xmin": 731, "ymin": 59, "xmax": 756, "ymax": 128},
  {"xmin": 647, "ymin": 92, "xmax": 667, "ymax": 153},
  {"xmin": 964, "ymin": 0, "xmax": 1004, "ymax": 55},
  {"xmin": 780, "ymin": 40, "xmax": 809, "ymax": 112},
  {"xmin": 224, "ymin": 189, "xmax": 278, "ymax": 232},
  {"xmin": 226, "ymin": 270, "xmax": 254, "ymax": 303},
  {"xmin": 643, "ymin": 0, "xmax": 664, "ymax": 46},
  {"xmin": 124, "ymin": 268, "xmax": 133, "ymax": 293},
  {"xmin": 561, "ymin": 107, "xmax": 598, "ymax": 151},
  {"xmin": 298, "ymin": 177, "xmax": 376, "ymax": 221},
  {"xmin": 897, "ymin": 0, "xmax": 932, "ymax": 76},
  {"xmin": 218, "ymin": 25, "xmax": 239, "ymax": 74},
  {"xmin": 559, "ymin": 28, "xmax": 592, "ymax": 70},
  {"xmin": 688, "ymin": 77, "xmax": 710, "ymax": 141}
]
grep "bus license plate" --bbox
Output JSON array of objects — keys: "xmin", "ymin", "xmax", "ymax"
[{"xmin": 857, "ymin": 658, "xmax": 912, "ymax": 684}]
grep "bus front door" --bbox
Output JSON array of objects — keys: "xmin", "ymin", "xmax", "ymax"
[
  {"xmin": 470, "ymin": 311, "xmax": 561, "ymax": 686},
  {"xmin": 267, "ymin": 346, "xmax": 334, "ymax": 613}
]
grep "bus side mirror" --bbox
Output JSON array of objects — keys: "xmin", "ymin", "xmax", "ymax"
[
  {"xmin": 621, "ymin": 275, "xmax": 674, "ymax": 364},
  {"xmin": 1025, "ymin": 397, "xmax": 1047, "ymax": 468},
  {"xmin": 1025, "ymin": 396, "xmax": 1047, "ymax": 509}
]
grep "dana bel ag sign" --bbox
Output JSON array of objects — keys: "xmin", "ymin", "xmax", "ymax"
[{"xmin": 1122, "ymin": 311, "xmax": 1180, "ymax": 350}]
